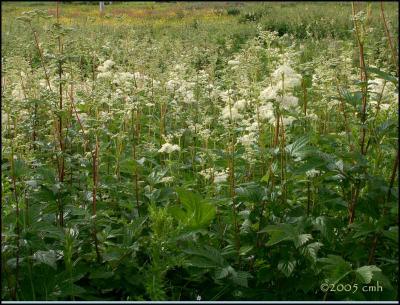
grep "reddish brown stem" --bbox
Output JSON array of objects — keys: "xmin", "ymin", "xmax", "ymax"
[
  {"xmin": 92, "ymin": 136, "xmax": 101, "ymax": 262},
  {"xmin": 352, "ymin": 3, "xmax": 369, "ymax": 155},
  {"xmin": 30, "ymin": 27, "xmax": 52, "ymax": 91},
  {"xmin": 9, "ymin": 116, "xmax": 20, "ymax": 300},
  {"xmin": 380, "ymin": 2, "xmax": 399, "ymax": 76}
]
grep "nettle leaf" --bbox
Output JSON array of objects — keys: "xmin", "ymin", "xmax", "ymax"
[
  {"xmin": 278, "ymin": 259, "xmax": 296, "ymax": 277},
  {"xmin": 367, "ymin": 66, "xmax": 398, "ymax": 85},
  {"xmin": 170, "ymin": 188, "xmax": 216, "ymax": 230},
  {"xmin": 339, "ymin": 88, "xmax": 363, "ymax": 108},
  {"xmin": 183, "ymin": 245, "xmax": 226, "ymax": 268},
  {"xmin": 262, "ymin": 225, "xmax": 293, "ymax": 246},
  {"xmin": 33, "ymin": 250, "xmax": 57, "ymax": 270},
  {"xmin": 215, "ymin": 266, "xmax": 235, "ymax": 279},
  {"xmin": 355, "ymin": 265, "xmax": 381, "ymax": 284},
  {"xmin": 32, "ymin": 222, "xmax": 65, "ymax": 240},
  {"xmin": 183, "ymin": 244, "xmax": 251, "ymax": 287},
  {"xmin": 89, "ymin": 269, "xmax": 113, "ymax": 280},
  {"xmin": 57, "ymin": 282, "xmax": 86, "ymax": 298},
  {"xmin": 189, "ymin": 256, "xmax": 222, "ymax": 268},
  {"xmin": 319, "ymin": 255, "xmax": 352, "ymax": 284},
  {"xmin": 350, "ymin": 221, "xmax": 377, "ymax": 238},
  {"xmin": 293, "ymin": 234, "xmax": 313, "ymax": 248},
  {"xmin": 300, "ymin": 242, "xmax": 323, "ymax": 262},
  {"xmin": 265, "ymin": 228, "xmax": 291, "ymax": 246},
  {"xmin": 235, "ymin": 184, "xmax": 267, "ymax": 203},
  {"xmin": 370, "ymin": 269, "xmax": 394, "ymax": 290},
  {"xmin": 382, "ymin": 226, "xmax": 398, "ymax": 242},
  {"xmin": 239, "ymin": 245, "xmax": 253, "ymax": 256},
  {"xmin": 312, "ymin": 216, "xmax": 335, "ymax": 240},
  {"xmin": 285, "ymin": 136, "xmax": 310, "ymax": 160},
  {"xmin": 231, "ymin": 271, "xmax": 252, "ymax": 287},
  {"xmin": 13, "ymin": 159, "xmax": 28, "ymax": 178},
  {"xmin": 261, "ymin": 223, "xmax": 313, "ymax": 248},
  {"xmin": 119, "ymin": 159, "xmax": 137, "ymax": 174},
  {"xmin": 176, "ymin": 187, "xmax": 203, "ymax": 209}
]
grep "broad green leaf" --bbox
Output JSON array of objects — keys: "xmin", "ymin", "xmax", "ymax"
[
  {"xmin": 171, "ymin": 188, "xmax": 216, "ymax": 230},
  {"xmin": 33, "ymin": 250, "xmax": 57, "ymax": 270},
  {"xmin": 119, "ymin": 159, "xmax": 137, "ymax": 174},
  {"xmin": 264, "ymin": 227, "xmax": 292, "ymax": 246},
  {"xmin": 187, "ymin": 256, "xmax": 221, "ymax": 268},
  {"xmin": 183, "ymin": 245, "xmax": 226, "ymax": 268},
  {"xmin": 355, "ymin": 265, "xmax": 381, "ymax": 284},
  {"xmin": 319, "ymin": 255, "xmax": 352, "ymax": 284},
  {"xmin": 176, "ymin": 187, "xmax": 203, "ymax": 211},
  {"xmin": 261, "ymin": 224, "xmax": 311, "ymax": 248},
  {"xmin": 278, "ymin": 259, "xmax": 296, "ymax": 277},
  {"xmin": 367, "ymin": 66, "xmax": 398, "ymax": 85},
  {"xmin": 215, "ymin": 266, "xmax": 235, "ymax": 279},
  {"xmin": 370, "ymin": 270, "xmax": 394, "ymax": 290},
  {"xmin": 382, "ymin": 226, "xmax": 398, "ymax": 242},
  {"xmin": 300, "ymin": 242, "xmax": 323, "ymax": 262},
  {"xmin": 339, "ymin": 88, "xmax": 363, "ymax": 108},
  {"xmin": 285, "ymin": 136, "xmax": 310, "ymax": 160},
  {"xmin": 351, "ymin": 221, "xmax": 377, "ymax": 238},
  {"xmin": 231, "ymin": 271, "xmax": 252, "ymax": 287},
  {"xmin": 239, "ymin": 245, "xmax": 253, "ymax": 256},
  {"xmin": 57, "ymin": 283, "xmax": 86, "ymax": 298},
  {"xmin": 13, "ymin": 159, "xmax": 28, "ymax": 178},
  {"xmin": 89, "ymin": 269, "xmax": 114, "ymax": 279},
  {"xmin": 293, "ymin": 234, "xmax": 313, "ymax": 248}
]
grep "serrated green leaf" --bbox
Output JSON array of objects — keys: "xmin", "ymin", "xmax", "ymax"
[
  {"xmin": 382, "ymin": 226, "xmax": 398, "ymax": 242},
  {"xmin": 33, "ymin": 250, "xmax": 57, "ymax": 270},
  {"xmin": 171, "ymin": 188, "xmax": 216, "ymax": 230},
  {"xmin": 285, "ymin": 136, "xmax": 310, "ymax": 160},
  {"xmin": 183, "ymin": 245, "xmax": 226, "ymax": 268},
  {"xmin": 278, "ymin": 259, "xmax": 296, "ymax": 277},
  {"xmin": 215, "ymin": 266, "xmax": 234, "ymax": 279},
  {"xmin": 319, "ymin": 255, "xmax": 352, "ymax": 284},
  {"xmin": 355, "ymin": 265, "xmax": 381, "ymax": 284},
  {"xmin": 294, "ymin": 233, "xmax": 313, "ymax": 248},
  {"xmin": 89, "ymin": 269, "xmax": 113, "ymax": 279},
  {"xmin": 301, "ymin": 242, "xmax": 323, "ymax": 262},
  {"xmin": 367, "ymin": 67, "xmax": 398, "ymax": 85},
  {"xmin": 231, "ymin": 271, "xmax": 251, "ymax": 287}
]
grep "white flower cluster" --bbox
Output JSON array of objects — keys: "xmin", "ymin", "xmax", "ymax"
[
  {"xmin": 306, "ymin": 169, "xmax": 321, "ymax": 178},
  {"xmin": 158, "ymin": 142, "xmax": 180, "ymax": 154},
  {"xmin": 259, "ymin": 103, "xmax": 274, "ymax": 121},
  {"xmin": 199, "ymin": 168, "xmax": 229, "ymax": 184},
  {"xmin": 237, "ymin": 130, "xmax": 258, "ymax": 164},
  {"xmin": 164, "ymin": 63, "xmax": 205, "ymax": 105},
  {"xmin": 199, "ymin": 168, "xmax": 214, "ymax": 180},
  {"xmin": 368, "ymin": 78, "xmax": 397, "ymax": 112},
  {"xmin": 271, "ymin": 64, "xmax": 302, "ymax": 89},
  {"xmin": 220, "ymin": 90, "xmax": 249, "ymax": 122},
  {"xmin": 97, "ymin": 59, "xmax": 115, "ymax": 79},
  {"xmin": 221, "ymin": 105, "xmax": 243, "ymax": 121},
  {"xmin": 160, "ymin": 176, "xmax": 174, "ymax": 184},
  {"xmin": 228, "ymin": 59, "xmax": 240, "ymax": 66},
  {"xmin": 112, "ymin": 72, "xmax": 134, "ymax": 86},
  {"xmin": 258, "ymin": 64, "xmax": 302, "ymax": 126},
  {"xmin": 237, "ymin": 133, "xmax": 256, "ymax": 147},
  {"xmin": 11, "ymin": 84, "xmax": 24, "ymax": 101},
  {"xmin": 213, "ymin": 169, "xmax": 229, "ymax": 184}
]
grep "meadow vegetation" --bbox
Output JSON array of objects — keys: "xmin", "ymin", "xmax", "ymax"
[{"xmin": 1, "ymin": 1, "xmax": 398, "ymax": 301}]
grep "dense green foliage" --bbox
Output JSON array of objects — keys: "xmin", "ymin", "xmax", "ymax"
[{"xmin": 1, "ymin": 1, "xmax": 398, "ymax": 301}]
